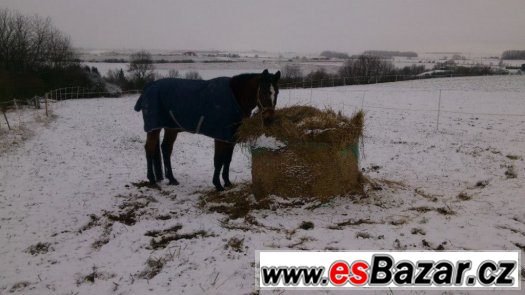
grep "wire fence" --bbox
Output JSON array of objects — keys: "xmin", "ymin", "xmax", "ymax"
[
  {"xmin": 278, "ymin": 72, "xmax": 513, "ymax": 89},
  {"xmin": 278, "ymin": 76, "xmax": 525, "ymax": 132},
  {"xmin": 1, "ymin": 73, "xmax": 524, "ymax": 133},
  {"xmin": 0, "ymin": 87, "xmax": 141, "ymax": 131}
]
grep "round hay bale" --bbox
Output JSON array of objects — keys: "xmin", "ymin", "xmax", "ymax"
[{"xmin": 238, "ymin": 106, "xmax": 364, "ymax": 200}]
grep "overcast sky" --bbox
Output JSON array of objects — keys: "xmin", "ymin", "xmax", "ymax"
[{"xmin": 3, "ymin": 0, "xmax": 525, "ymax": 54}]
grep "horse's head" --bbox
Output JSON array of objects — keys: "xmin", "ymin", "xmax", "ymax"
[{"xmin": 257, "ymin": 69, "xmax": 281, "ymax": 125}]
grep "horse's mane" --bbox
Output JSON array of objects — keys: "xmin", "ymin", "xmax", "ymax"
[{"xmin": 231, "ymin": 73, "xmax": 260, "ymax": 84}]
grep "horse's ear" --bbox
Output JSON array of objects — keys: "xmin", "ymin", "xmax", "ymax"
[
  {"xmin": 274, "ymin": 71, "xmax": 281, "ymax": 81},
  {"xmin": 262, "ymin": 69, "xmax": 269, "ymax": 76}
]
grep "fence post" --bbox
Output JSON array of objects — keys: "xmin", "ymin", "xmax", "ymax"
[
  {"xmin": 436, "ymin": 89, "xmax": 442, "ymax": 131},
  {"xmin": 45, "ymin": 93, "xmax": 49, "ymax": 117},
  {"xmin": 288, "ymin": 85, "xmax": 292, "ymax": 104},
  {"xmin": 14, "ymin": 98, "xmax": 21, "ymax": 128}
]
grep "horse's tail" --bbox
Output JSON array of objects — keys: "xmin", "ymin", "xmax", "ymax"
[
  {"xmin": 134, "ymin": 94, "xmax": 144, "ymax": 112},
  {"xmin": 134, "ymin": 80, "xmax": 157, "ymax": 112}
]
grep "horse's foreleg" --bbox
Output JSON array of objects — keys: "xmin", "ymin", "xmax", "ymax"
[
  {"xmin": 221, "ymin": 143, "xmax": 235, "ymax": 187},
  {"xmin": 161, "ymin": 128, "xmax": 179, "ymax": 185},
  {"xmin": 213, "ymin": 140, "xmax": 226, "ymax": 191},
  {"xmin": 145, "ymin": 130, "xmax": 161, "ymax": 184},
  {"xmin": 154, "ymin": 140, "xmax": 163, "ymax": 182}
]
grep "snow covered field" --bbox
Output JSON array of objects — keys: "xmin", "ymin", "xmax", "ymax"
[{"xmin": 0, "ymin": 76, "xmax": 524, "ymax": 294}]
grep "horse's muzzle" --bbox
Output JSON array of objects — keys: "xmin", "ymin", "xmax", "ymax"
[{"xmin": 262, "ymin": 109, "xmax": 275, "ymax": 126}]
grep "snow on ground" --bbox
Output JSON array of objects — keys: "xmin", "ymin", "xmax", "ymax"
[{"xmin": 0, "ymin": 76, "xmax": 524, "ymax": 294}]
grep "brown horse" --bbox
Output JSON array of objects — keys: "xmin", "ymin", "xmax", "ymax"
[{"xmin": 135, "ymin": 69, "xmax": 280, "ymax": 191}]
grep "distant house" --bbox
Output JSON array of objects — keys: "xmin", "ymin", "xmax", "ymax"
[
  {"xmin": 416, "ymin": 70, "xmax": 450, "ymax": 77},
  {"xmin": 183, "ymin": 51, "xmax": 197, "ymax": 57}
]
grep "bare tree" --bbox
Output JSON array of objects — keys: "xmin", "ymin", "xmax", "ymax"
[
  {"xmin": 282, "ymin": 64, "xmax": 302, "ymax": 81},
  {"xmin": 0, "ymin": 8, "xmax": 86, "ymax": 103},
  {"xmin": 339, "ymin": 55, "xmax": 394, "ymax": 82},
  {"xmin": 128, "ymin": 50, "xmax": 155, "ymax": 88},
  {"xmin": 0, "ymin": 8, "xmax": 76, "ymax": 72},
  {"xmin": 167, "ymin": 69, "xmax": 180, "ymax": 78},
  {"xmin": 184, "ymin": 71, "xmax": 202, "ymax": 80}
]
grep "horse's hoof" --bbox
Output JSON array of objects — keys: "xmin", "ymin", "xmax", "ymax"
[
  {"xmin": 168, "ymin": 179, "xmax": 179, "ymax": 186},
  {"xmin": 215, "ymin": 185, "xmax": 225, "ymax": 192},
  {"xmin": 224, "ymin": 181, "xmax": 232, "ymax": 188}
]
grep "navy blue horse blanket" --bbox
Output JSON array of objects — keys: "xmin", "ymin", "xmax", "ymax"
[{"xmin": 134, "ymin": 77, "xmax": 243, "ymax": 142}]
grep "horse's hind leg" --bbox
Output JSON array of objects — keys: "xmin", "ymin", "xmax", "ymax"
[
  {"xmin": 145, "ymin": 129, "xmax": 162, "ymax": 184},
  {"xmin": 161, "ymin": 128, "xmax": 179, "ymax": 185},
  {"xmin": 221, "ymin": 143, "xmax": 235, "ymax": 187},
  {"xmin": 213, "ymin": 140, "xmax": 226, "ymax": 191}
]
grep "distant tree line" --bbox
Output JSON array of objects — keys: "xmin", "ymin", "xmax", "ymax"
[
  {"xmin": 320, "ymin": 50, "xmax": 418, "ymax": 60},
  {"xmin": 103, "ymin": 50, "xmax": 203, "ymax": 91},
  {"xmin": 280, "ymin": 54, "xmax": 506, "ymax": 88},
  {"xmin": 87, "ymin": 58, "xmax": 240, "ymax": 64},
  {"xmin": 501, "ymin": 50, "xmax": 525, "ymax": 60},
  {"xmin": 320, "ymin": 51, "xmax": 350, "ymax": 59},
  {"xmin": 0, "ymin": 8, "xmax": 103, "ymax": 105},
  {"xmin": 361, "ymin": 50, "xmax": 418, "ymax": 58},
  {"xmin": 280, "ymin": 55, "xmax": 426, "ymax": 87}
]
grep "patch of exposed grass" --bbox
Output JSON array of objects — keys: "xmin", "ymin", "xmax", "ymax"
[
  {"xmin": 506, "ymin": 154, "xmax": 521, "ymax": 160},
  {"xmin": 131, "ymin": 181, "xmax": 161, "ymax": 190},
  {"xmin": 199, "ymin": 183, "xmax": 270, "ymax": 219},
  {"xmin": 414, "ymin": 188, "xmax": 439, "ymax": 202},
  {"xmin": 389, "ymin": 218, "xmax": 407, "ymax": 226},
  {"xmin": 288, "ymin": 236, "xmax": 315, "ymax": 249},
  {"xmin": 138, "ymin": 257, "xmax": 166, "ymax": 280},
  {"xmin": 410, "ymin": 206, "xmax": 433, "ymax": 213},
  {"xmin": 25, "ymin": 242, "xmax": 53, "ymax": 255},
  {"xmin": 355, "ymin": 232, "xmax": 371, "ymax": 239},
  {"xmin": 505, "ymin": 166, "xmax": 518, "ymax": 179},
  {"xmin": 225, "ymin": 237, "xmax": 245, "ymax": 252},
  {"xmin": 79, "ymin": 214, "xmax": 100, "ymax": 232},
  {"xmin": 9, "ymin": 281, "xmax": 30, "ymax": 292},
  {"xmin": 409, "ymin": 206, "xmax": 455, "ymax": 215},
  {"xmin": 457, "ymin": 192, "xmax": 472, "ymax": 201},
  {"xmin": 411, "ymin": 228, "xmax": 426, "ymax": 235},
  {"xmin": 436, "ymin": 206, "xmax": 456, "ymax": 216},
  {"xmin": 144, "ymin": 225, "xmax": 182, "ymax": 237},
  {"xmin": 422, "ymin": 239, "xmax": 446, "ymax": 251},
  {"xmin": 76, "ymin": 266, "xmax": 115, "ymax": 285},
  {"xmin": 148, "ymin": 230, "xmax": 215, "ymax": 250},
  {"xmin": 103, "ymin": 210, "xmax": 136, "ymax": 226},
  {"xmin": 476, "ymin": 180, "xmax": 489, "ymax": 188},
  {"xmin": 328, "ymin": 218, "xmax": 378, "ymax": 230},
  {"xmin": 92, "ymin": 237, "xmax": 110, "ymax": 250},
  {"xmin": 299, "ymin": 221, "xmax": 314, "ymax": 230}
]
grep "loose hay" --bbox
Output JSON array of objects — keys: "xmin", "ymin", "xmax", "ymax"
[
  {"xmin": 237, "ymin": 106, "xmax": 365, "ymax": 200},
  {"xmin": 238, "ymin": 106, "xmax": 364, "ymax": 147}
]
